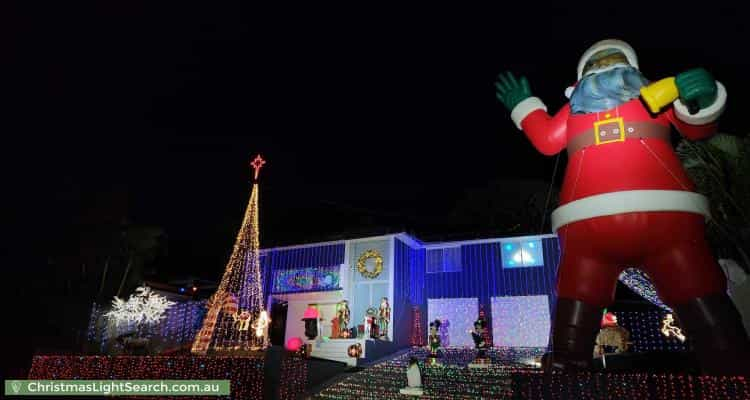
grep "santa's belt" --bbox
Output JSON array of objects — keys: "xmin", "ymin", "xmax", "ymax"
[{"xmin": 567, "ymin": 121, "xmax": 670, "ymax": 156}]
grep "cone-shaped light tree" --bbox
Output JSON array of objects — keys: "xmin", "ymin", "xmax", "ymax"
[{"xmin": 192, "ymin": 155, "xmax": 269, "ymax": 354}]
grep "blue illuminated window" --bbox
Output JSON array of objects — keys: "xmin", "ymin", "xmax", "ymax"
[
  {"xmin": 426, "ymin": 247, "xmax": 462, "ymax": 273},
  {"xmin": 501, "ymin": 239, "xmax": 543, "ymax": 268}
]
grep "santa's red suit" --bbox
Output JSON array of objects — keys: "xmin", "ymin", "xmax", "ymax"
[
  {"xmin": 515, "ymin": 92, "xmax": 727, "ymax": 306},
  {"xmin": 506, "ymin": 39, "xmax": 749, "ymax": 374}
]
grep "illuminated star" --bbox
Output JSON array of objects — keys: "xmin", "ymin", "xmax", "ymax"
[{"xmin": 250, "ymin": 154, "xmax": 266, "ymax": 181}]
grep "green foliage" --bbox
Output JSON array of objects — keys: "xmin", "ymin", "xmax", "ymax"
[{"xmin": 676, "ymin": 133, "xmax": 750, "ymax": 271}]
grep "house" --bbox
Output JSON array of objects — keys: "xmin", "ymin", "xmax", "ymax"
[{"xmin": 260, "ymin": 232, "xmax": 560, "ymax": 365}]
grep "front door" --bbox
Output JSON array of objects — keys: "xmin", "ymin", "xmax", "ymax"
[{"xmin": 269, "ymin": 300, "xmax": 288, "ymax": 346}]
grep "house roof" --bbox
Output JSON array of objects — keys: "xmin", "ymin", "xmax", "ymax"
[{"xmin": 259, "ymin": 231, "xmax": 557, "ymax": 253}]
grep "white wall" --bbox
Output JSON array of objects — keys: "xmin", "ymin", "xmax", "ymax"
[
  {"xmin": 345, "ymin": 237, "xmax": 395, "ymax": 341},
  {"xmin": 316, "ymin": 303, "xmax": 337, "ymax": 337},
  {"xmin": 285, "ymin": 301, "xmax": 309, "ymax": 344},
  {"xmin": 281, "ymin": 291, "xmax": 344, "ymax": 344}
]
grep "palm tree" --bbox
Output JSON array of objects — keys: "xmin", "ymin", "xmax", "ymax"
[{"xmin": 676, "ymin": 133, "xmax": 750, "ymax": 273}]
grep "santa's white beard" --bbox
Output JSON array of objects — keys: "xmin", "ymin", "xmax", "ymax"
[{"xmin": 570, "ymin": 66, "xmax": 648, "ymax": 114}]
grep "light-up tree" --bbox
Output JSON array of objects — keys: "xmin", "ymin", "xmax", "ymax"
[
  {"xmin": 105, "ymin": 285, "xmax": 176, "ymax": 338},
  {"xmin": 192, "ymin": 155, "xmax": 269, "ymax": 354}
]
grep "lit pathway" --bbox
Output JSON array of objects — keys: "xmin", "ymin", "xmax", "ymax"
[
  {"xmin": 312, "ymin": 347, "xmax": 544, "ymax": 399},
  {"xmin": 311, "ymin": 347, "xmax": 749, "ymax": 399}
]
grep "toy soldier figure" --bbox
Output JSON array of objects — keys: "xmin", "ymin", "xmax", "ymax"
[
  {"xmin": 366, "ymin": 307, "xmax": 379, "ymax": 339},
  {"xmin": 331, "ymin": 315, "xmax": 340, "ymax": 339},
  {"xmin": 378, "ymin": 297, "xmax": 391, "ymax": 339},
  {"xmin": 337, "ymin": 300, "xmax": 351, "ymax": 336}
]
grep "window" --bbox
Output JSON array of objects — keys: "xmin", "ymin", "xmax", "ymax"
[
  {"xmin": 426, "ymin": 247, "xmax": 462, "ymax": 273},
  {"xmin": 271, "ymin": 266, "xmax": 341, "ymax": 293},
  {"xmin": 501, "ymin": 239, "xmax": 543, "ymax": 268}
]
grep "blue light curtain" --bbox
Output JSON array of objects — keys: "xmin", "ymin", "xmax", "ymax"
[
  {"xmin": 424, "ymin": 237, "xmax": 561, "ymax": 346},
  {"xmin": 394, "ymin": 239, "xmax": 425, "ymax": 347},
  {"xmin": 424, "ymin": 237, "xmax": 559, "ymax": 300}
]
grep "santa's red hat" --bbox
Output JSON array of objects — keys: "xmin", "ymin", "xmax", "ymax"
[
  {"xmin": 577, "ymin": 39, "xmax": 638, "ymax": 80},
  {"xmin": 565, "ymin": 39, "xmax": 639, "ymax": 99},
  {"xmin": 601, "ymin": 311, "xmax": 618, "ymax": 328}
]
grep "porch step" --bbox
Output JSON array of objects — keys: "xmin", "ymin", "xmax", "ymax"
[{"xmin": 307, "ymin": 339, "xmax": 366, "ymax": 367}]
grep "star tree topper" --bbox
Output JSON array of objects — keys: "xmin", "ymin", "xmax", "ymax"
[{"xmin": 251, "ymin": 154, "xmax": 266, "ymax": 181}]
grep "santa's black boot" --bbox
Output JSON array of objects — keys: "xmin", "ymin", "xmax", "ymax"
[
  {"xmin": 543, "ymin": 298, "xmax": 602, "ymax": 372},
  {"xmin": 672, "ymin": 292, "xmax": 750, "ymax": 376}
]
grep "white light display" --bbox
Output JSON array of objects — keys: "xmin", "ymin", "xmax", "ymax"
[
  {"xmin": 105, "ymin": 286, "xmax": 176, "ymax": 334},
  {"xmin": 427, "ymin": 298, "xmax": 478, "ymax": 347},
  {"xmin": 89, "ymin": 299, "xmax": 207, "ymax": 351},
  {"xmin": 253, "ymin": 311, "xmax": 271, "ymax": 339},
  {"xmin": 491, "ymin": 295, "xmax": 550, "ymax": 347},
  {"xmin": 660, "ymin": 313, "xmax": 686, "ymax": 343}
]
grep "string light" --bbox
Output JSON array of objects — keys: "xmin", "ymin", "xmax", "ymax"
[
  {"xmin": 272, "ymin": 265, "xmax": 340, "ymax": 293},
  {"xmin": 156, "ymin": 300, "xmax": 207, "ymax": 346},
  {"xmin": 252, "ymin": 311, "xmax": 271, "ymax": 338},
  {"xmin": 250, "ymin": 154, "xmax": 266, "ymax": 181},
  {"xmin": 660, "ymin": 313, "xmax": 686, "ymax": 342},
  {"xmin": 427, "ymin": 298, "xmax": 478, "ymax": 347},
  {"xmin": 314, "ymin": 348, "xmax": 750, "ymax": 399},
  {"xmin": 192, "ymin": 155, "xmax": 267, "ymax": 354},
  {"xmin": 89, "ymin": 299, "xmax": 207, "ymax": 351},
  {"xmin": 477, "ymin": 304, "xmax": 493, "ymax": 347},
  {"xmin": 619, "ymin": 268, "xmax": 672, "ymax": 311},
  {"xmin": 617, "ymin": 310, "xmax": 688, "ymax": 352},
  {"xmin": 28, "ymin": 354, "xmax": 308, "ymax": 400},
  {"xmin": 87, "ymin": 303, "xmax": 101, "ymax": 343},
  {"xmin": 491, "ymin": 295, "xmax": 550, "ymax": 347},
  {"xmin": 104, "ymin": 286, "xmax": 176, "ymax": 337},
  {"xmin": 410, "ymin": 306, "xmax": 425, "ymax": 346}
]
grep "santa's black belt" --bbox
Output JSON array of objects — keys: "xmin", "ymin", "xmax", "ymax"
[{"xmin": 567, "ymin": 121, "xmax": 671, "ymax": 156}]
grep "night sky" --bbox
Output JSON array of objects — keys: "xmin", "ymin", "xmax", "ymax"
[{"xmin": 4, "ymin": 3, "xmax": 750, "ymax": 376}]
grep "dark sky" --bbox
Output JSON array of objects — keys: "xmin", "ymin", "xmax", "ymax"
[{"xmin": 6, "ymin": 4, "xmax": 750, "ymax": 279}]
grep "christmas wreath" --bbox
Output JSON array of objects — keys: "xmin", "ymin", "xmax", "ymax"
[{"xmin": 357, "ymin": 249, "xmax": 383, "ymax": 279}]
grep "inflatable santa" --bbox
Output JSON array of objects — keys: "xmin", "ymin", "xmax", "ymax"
[{"xmin": 496, "ymin": 39, "xmax": 749, "ymax": 374}]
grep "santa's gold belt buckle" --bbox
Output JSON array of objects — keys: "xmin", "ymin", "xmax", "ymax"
[{"xmin": 593, "ymin": 117, "xmax": 626, "ymax": 145}]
